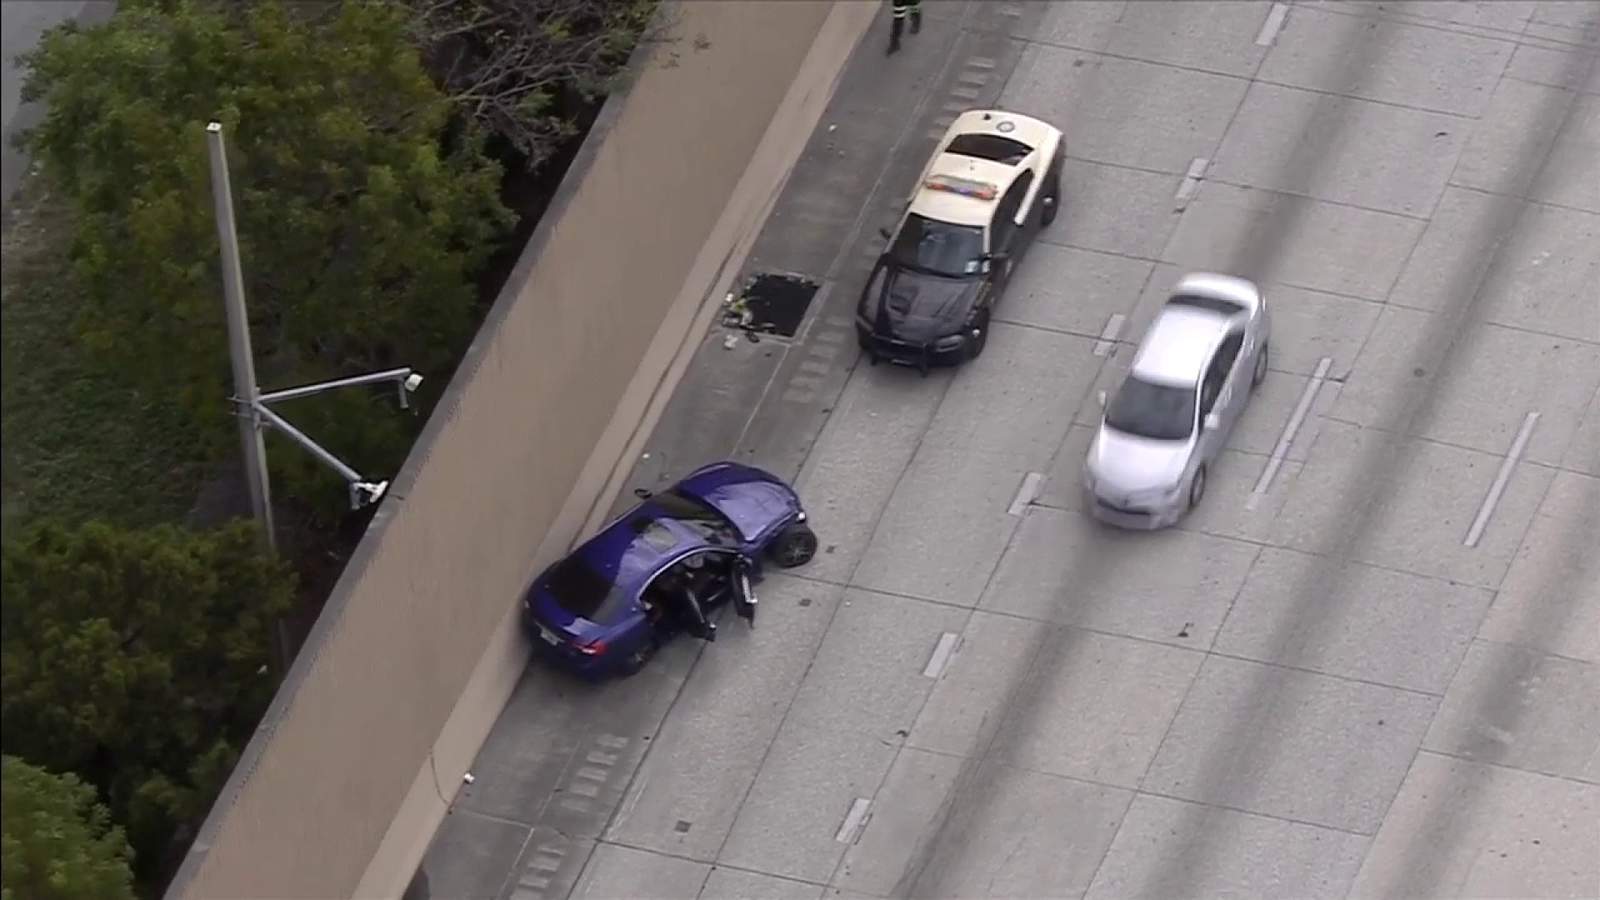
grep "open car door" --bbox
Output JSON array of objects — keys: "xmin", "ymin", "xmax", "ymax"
[{"xmin": 732, "ymin": 556, "xmax": 758, "ymax": 627}]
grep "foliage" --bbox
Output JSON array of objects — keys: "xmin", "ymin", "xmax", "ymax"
[
  {"xmin": 403, "ymin": 0, "xmax": 661, "ymax": 167},
  {"xmin": 0, "ymin": 519, "xmax": 295, "ymax": 884},
  {"xmin": 1, "ymin": 187, "xmax": 211, "ymax": 540},
  {"xmin": 1, "ymin": 756, "xmax": 137, "ymax": 900},
  {"xmin": 14, "ymin": 0, "xmax": 515, "ymax": 512}
]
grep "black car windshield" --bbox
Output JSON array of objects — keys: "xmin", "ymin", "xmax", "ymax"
[
  {"xmin": 889, "ymin": 214, "xmax": 984, "ymax": 278},
  {"xmin": 1104, "ymin": 376, "xmax": 1197, "ymax": 441}
]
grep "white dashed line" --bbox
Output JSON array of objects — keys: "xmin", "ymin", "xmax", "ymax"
[
  {"xmin": 1173, "ymin": 157, "xmax": 1209, "ymax": 211},
  {"xmin": 923, "ymin": 632, "xmax": 963, "ymax": 679},
  {"xmin": 1464, "ymin": 411, "xmax": 1540, "ymax": 548},
  {"xmin": 1247, "ymin": 356, "xmax": 1332, "ymax": 510},
  {"xmin": 836, "ymin": 798, "xmax": 873, "ymax": 844},
  {"xmin": 1255, "ymin": 3, "xmax": 1290, "ymax": 46},
  {"xmin": 1009, "ymin": 471, "xmax": 1044, "ymax": 516},
  {"xmin": 1093, "ymin": 313, "xmax": 1126, "ymax": 356}
]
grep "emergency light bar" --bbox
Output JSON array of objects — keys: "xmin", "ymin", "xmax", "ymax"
[{"xmin": 924, "ymin": 174, "xmax": 998, "ymax": 201}]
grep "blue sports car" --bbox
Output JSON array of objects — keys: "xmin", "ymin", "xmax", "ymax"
[{"xmin": 521, "ymin": 461, "xmax": 818, "ymax": 678}]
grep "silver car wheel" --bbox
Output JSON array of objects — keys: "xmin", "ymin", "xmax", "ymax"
[{"xmin": 1189, "ymin": 465, "xmax": 1207, "ymax": 509}]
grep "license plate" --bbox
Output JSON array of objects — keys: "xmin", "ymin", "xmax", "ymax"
[{"xmin": 538, "ymin": 627, "xmax": 560, "ymax": 646}]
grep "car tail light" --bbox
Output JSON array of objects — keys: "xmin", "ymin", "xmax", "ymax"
[{"xmin": 576, "ymin": 639, "xmax": 607, "ymax": 656}]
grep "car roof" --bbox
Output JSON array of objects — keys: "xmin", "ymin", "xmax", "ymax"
[
  {"xmin": 1129, "ymin": 304, "xmax": 1236, "ymax": 387},
  {"xmin": 909, "ymin": 154, "xmax": 1019, "ymax": 227},
  {"xmin": 907, "ymin": 109, "xmax": 1061, "ymax": 229},
  {"xmin": 570, "ymin": 505, "xmax": 706, "ymax": 597}
]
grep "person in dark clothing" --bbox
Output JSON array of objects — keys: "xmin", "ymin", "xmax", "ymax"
[
  {"xmin": 888, "ymin": 0, "xmax": 923, "ymax": 55},
  {"xmin": 668, "ymin": 554, "xmax": 717, "ymax": 642}
]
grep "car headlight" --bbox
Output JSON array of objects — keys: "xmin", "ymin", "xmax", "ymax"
[{"xmin": 933, "ymin": 334, "xmax": 966, "ymax": 351}]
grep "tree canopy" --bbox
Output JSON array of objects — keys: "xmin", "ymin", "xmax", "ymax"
[
  {"xmin": 403, "ymin": 0, "xmax": 659, "ymax": 168},
  {"xmin": 16, "ymin": 0, "xmax": 514, "ymax": 479},
  {"xmin": 1, "ymin": 755, "xmax": 137, "ymax": 900},
  {"xmin": 0, "ymin": 520, "xmax": 295, "ymax": 883}
]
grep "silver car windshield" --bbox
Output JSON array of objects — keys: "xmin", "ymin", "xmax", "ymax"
[{"xmin": 1105, "ymin": 376, "xmax": 1197, "ymax": 441}]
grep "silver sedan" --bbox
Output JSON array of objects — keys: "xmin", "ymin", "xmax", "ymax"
[{"xmin": 1084, "ymin": 272, "xmax": 1270, "ymax": 529}]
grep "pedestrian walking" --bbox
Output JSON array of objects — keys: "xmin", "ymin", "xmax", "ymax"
[{"xmin": 888, "ymin": 0, "xmax": 923, "ymax": 55}]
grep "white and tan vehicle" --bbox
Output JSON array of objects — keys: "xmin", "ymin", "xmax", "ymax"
[{"xmin": 856, "ymin": 109, "xmax": 1064, "ymax": 370}]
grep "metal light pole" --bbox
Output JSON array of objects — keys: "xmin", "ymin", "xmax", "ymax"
[
  {"xmin": 206, "ymin": 122, "xmax": 276, "ymax": 553},
  {"xmin": 204, "ymin": 121, "xmax": 426, "ymax": 676}
]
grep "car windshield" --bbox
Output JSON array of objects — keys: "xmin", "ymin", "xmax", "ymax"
[
  {"xmin": 1104, "ymin": 376, "xmax": 1197, "ymax": 441},
  {"xmin": 889, "ymin": 214, "xmax": 984, "ymax": 278}
]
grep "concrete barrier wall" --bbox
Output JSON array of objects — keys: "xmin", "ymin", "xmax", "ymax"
[{"xmin": 167, "ymin": 2, "xmax": 874, "ymax": 897}]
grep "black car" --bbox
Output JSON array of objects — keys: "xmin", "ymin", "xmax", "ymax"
[{"xmin": 857, "ymin": 109, "xmax": 1064, "ymax": 371}]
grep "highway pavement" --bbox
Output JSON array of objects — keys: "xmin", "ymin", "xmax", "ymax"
[
  {"xmin": 416, "ymin": 1, "xmax": 1600, "ymax": 898},
  {"xmin": 0, "ymin": 0, "xmax": 113, "ymax": 227}
]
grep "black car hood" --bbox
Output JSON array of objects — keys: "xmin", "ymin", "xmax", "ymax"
[{"xmin": 868, "ymin": 265, "xmax": 982, "ymax": 343}]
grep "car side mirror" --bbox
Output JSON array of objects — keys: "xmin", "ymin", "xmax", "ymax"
[
  {"xmin": 1203, "ymin": 412, "xmax": 1222, "ymax": 432},
  {"xmin": 878, "ymin": 227, "xmax": 893, "ymax": 241},
  {"xmin": 1096, "ymin": 390, "xmax": 1107, "ymax": 408}
]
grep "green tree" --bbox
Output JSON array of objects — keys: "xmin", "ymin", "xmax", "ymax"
[
  {"xmin": 0, "ymin": 520, "xmax": 295, "ymax": 885},
  {"xmin": 1, "ymin": 755, "xmax": 137, "ymax": 900},
  {"xmin": 403, "ymin": 0, "xmax": 661, "ymax": 168},
  {"xmin": 15, "ymin": 0, "xmax": 514, "ymax": 509}
]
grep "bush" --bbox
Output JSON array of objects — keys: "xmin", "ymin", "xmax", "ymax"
[
  {"xmin": 15, "ymin": 0, "xmax": 515, "ymax": 518},
  {"xmin": 1, "ymin": 755, "xmax": 137, "ymax": 900},
  {"xmin": 0, "ymin": 520, "xmax": 295, "ymax": 886}
]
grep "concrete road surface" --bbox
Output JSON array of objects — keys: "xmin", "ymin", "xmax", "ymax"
[
  {"xmin": 418, "ymin": 1, "xmax": 1600, "ymax": 898},
  {"xmin": 1, "ymin": 0, "xmax": 113, "ymax": 226}
]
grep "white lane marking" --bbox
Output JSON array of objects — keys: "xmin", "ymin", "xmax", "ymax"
[
  {"xmin": 1173, "ymin": 157, "xmax": 1209, "ymax": 211},
  {"xmin": 923, "ymin": 632, "xmax": 963, "ymax": 679},
  {"xmin": 1093, "ymin": 313, "xmax": 1126, "ymax": 356},
  {"xmin": 1247, "ymin": 356, "xmax": 1332, "ymax": 510},
  {"xmin": 1256, "ymin": 3, "xmax": 1290, "ymax": 46},
  {"xmin": 836, "ymin": 798, "xmax": 872, "ymax": 844},
  {"xmin": 1464, "ymin": 411, "xmax": 1540, "ymax": 548},
  {"xmin": 1009, "ymin": 472, "xmax": 1044, "ymax": 516}
]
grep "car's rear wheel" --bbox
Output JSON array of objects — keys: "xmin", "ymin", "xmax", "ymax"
[
  {"xmin": 769, "ymin": 522, "xmax": 818, "ymax": 568},
  {"xmin": 1041, "ymin": 169, "xmax": 1062, "ymax": 227},
  {"xmin": 1188, "ymin": 465, "xmax": 1208, "ymax": 510},
  {"xmin": 1252, "ymin": 342, "xmax": 1269, "ymax": 388},
  {"xmin": 968, "ymin": 309, "xmax": 991, "ymax": 361}
]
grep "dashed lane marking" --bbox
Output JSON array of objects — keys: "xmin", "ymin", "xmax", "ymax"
[
  {"xmin": 1174, "ymin": 157, "xmax": 1209, "ymax": 211},
  {"xmin": 1093, "ymin": 314, "xmax": 1126, "ymax": 356},
  {"xmin": 923, "ymin": 632, "xmax": 963, "ymax": 679},
  {"xmin": 1248, "ymin": 356, "xmax": 1332, "ymax": 510},
  {"xmin": 1008, "ymin": 471, "xmax": 1045, "ymax": 516},
  {"xmin": 1255, "ymin": 3, "xmax": 1290, "ymax": 46},
  {"xmin": 836, "ymin": 798, "xmax": 873, "ymax": 844},
  {"xmin": 1464, "ymin": 411, "xmax": 1539, "ymax": 548}
]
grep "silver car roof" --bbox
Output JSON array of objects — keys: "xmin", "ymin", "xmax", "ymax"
[{"xmin": 1129, "ymin": 304, "xmax": 1234, "ymax": 387}]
